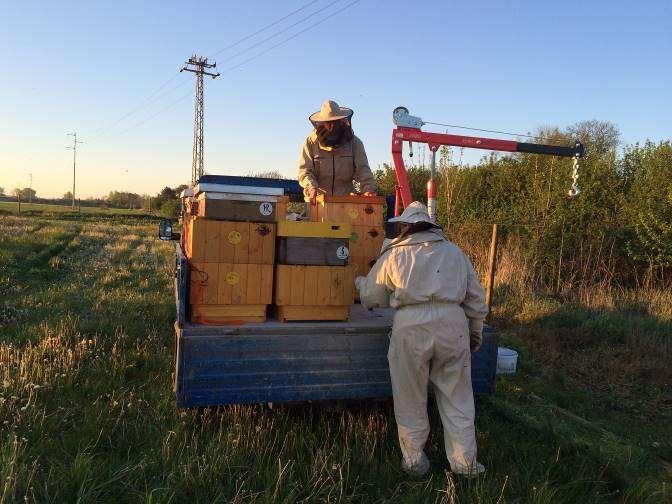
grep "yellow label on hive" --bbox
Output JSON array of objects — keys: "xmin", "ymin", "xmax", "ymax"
[
  {"xmin": 226, "ymin": 272, "xmax": 240, "ymax": 285},
  {"xmin": 228, "ymin": 230, "xmax": 242, "ymax": 244},
  {"xmin": 348, "ymin": 209, "xmax": 359, "ymax": 219}
]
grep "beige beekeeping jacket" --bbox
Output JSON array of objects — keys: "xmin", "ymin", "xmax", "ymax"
[
  {"xmin": 298, "ymin": 131, "xmax": 377, "ymax": 198},
  {"xmin": 358, "ymin": 229, "xmax": 488, "ymax": 336}
]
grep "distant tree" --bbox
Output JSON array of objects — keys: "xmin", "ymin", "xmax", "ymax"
[
  {"xmin": 250, "ymin": 170, "xmax": 285, "ymax": 179},
  {"xmin": 63, "ymin": 191, "xmax": 73, "ymax": 200},
  {"xmin": 159, "ymin": 186, "xmax": 176, "ymax": 199},
  {"xmin": 13, "ymin": 188, "xmax": 36, "ymax": 200},
  {"xmin": 0, "ymin": 187, "xmax": 4, "ymax": 196}
]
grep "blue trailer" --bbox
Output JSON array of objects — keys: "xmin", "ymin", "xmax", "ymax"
[
  {"xmin": 173, "ymin": 244, "xmax": 498, "ymax": 408},
  {"xmin": 170, "ymin": 175, "xmax": 498, "ymax": 408}
]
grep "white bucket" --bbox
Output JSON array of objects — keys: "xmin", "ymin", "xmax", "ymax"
[{"xmin": 496, "ymin": 347, "xmax": 518, "ymax": 375}]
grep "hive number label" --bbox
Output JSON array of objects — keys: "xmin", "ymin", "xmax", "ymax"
[
  {"xmin": 336, "ymin": 246, "xmax": 349, "ymax": 260},
  {"xmin": 259, "ymin": 202, "xmax": 274, "ymax": 216},
  {"xmin": 226, "ymin": 272, "xmax": 240, "ymax": 285},
  {"xmin": 228, "ymin": 231, "xmax": 242, "ymax": 244}
]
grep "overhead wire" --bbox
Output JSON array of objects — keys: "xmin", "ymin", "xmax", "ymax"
[
  {"xmin": 98, "ymin": 0, "xmax": 363, "ymax": 140},
  {"xmin": 88, "ymin": 0, "xmax": 332, "ymax": 143}
]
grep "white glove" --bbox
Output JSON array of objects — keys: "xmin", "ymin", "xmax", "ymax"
[{"xmin": 355, "ymin": 276, "xmax": 367, "ymax": 293}]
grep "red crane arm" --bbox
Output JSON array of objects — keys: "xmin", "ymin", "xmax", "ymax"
[{"xmin": 391, "ymin": 121, "xmax": 584, "ymax": 214}]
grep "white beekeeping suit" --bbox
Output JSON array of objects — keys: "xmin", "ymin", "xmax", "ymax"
[{"xmin": 355, "ymin": 201, "xmax": 488, "ymax": 477}]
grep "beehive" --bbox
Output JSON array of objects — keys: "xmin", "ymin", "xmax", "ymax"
[
  {"xmin": 276, "ymin": 221, "xmax": 352, "ymax": 266},
  {"xmin": 187, "ymin": 192, "xmax": 288, "ymax": 223},
  {"xmin": 185, "ymin": 218, "xmax": 276, "ymax": 264},
  {"xmin": 189, "ymin": 262, "xmax": 274, "ymax": 324},
  {"xmin": 274, "ymin": 265, "xmax": 355, "ymax": 322},
  {"xmin": 310, "ymin": 194, "xmax": 385, "ymax": 227},
  {"xmin": 308, "ymin": 195, "xmax": 386, "ymax": 292}
]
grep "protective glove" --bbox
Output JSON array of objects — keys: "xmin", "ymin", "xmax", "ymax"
[
  {"xmin": 469, "ymin": 319, "xmax": 484, "ymax": 353},
  {"xmin": 470, "ymin": 331, "xmax": 482, "ymax": 353},
  {"xmin": 354, "ymin": 276, "xmax": 367, "ymax": 293}
]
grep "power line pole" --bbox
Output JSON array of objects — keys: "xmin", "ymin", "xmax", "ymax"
[
  {"xmin": 181, "ymin": 55, "xmax": 219, "ymax": 185},
  {"xmin": 66, "ymin": 132, "xmax": 83, "ymax": 209},
  {"xmin": 28, "ymin": 173, "xmax": 33, "ymax": 203}
]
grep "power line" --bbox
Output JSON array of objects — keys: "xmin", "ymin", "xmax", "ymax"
[
  {"xmin": 208, "ymin": 0, "xmax": 322, "ymax": 58},
  {"xmin": 218, "ymin": 0, "xmax": 345, "ymax": 65},
  {"xmin": 88, "ymin": 0, "xmax": 325, "ymax": 142},
  {"xmin": 222, "ymin": 0, "xmax": 362, "ymax": 73},
  {"xmin": 97, "ymin": 0, "xmax": 363, "ymax": 141}
]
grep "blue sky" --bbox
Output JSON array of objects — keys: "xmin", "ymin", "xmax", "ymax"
[{"xmin": 1, "ymin": 0, "xmax": 670, "ymax": 198}]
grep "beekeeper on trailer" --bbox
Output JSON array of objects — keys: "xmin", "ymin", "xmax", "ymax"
[
  {"xmin": 298, "ymin": 100, "xmax": 377, "ymax": 199},
  {"xmin": 355, "ymin": 202, "xmax": 488, "ymax": 477}
]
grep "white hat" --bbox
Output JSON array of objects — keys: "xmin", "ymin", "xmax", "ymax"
[
  {"xmin": 309, "ymin": 100, "xmax": 353, "ymax": 122},
  {"xmin": 387, "ymin": 201, "xmax": 434, "ymax": 225}
]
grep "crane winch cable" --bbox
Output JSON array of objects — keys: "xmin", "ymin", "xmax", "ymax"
[{"xmin": 422, "ymin": 120, "xmax": 568, "ymax": 144}]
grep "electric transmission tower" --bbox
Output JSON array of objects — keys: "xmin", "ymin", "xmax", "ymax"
[
  {"xmin": 181, "ymin": 55, "xmax": 219, "ymax": 185},
  {"xmin": 66, "ymin": 132, "xmax": 83, "ymax": 209}
]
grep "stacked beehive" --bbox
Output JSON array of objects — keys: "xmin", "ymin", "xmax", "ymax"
[
  {"xmin": 274, "ymin": 221, "xmax": 354, "ymax": 322},
  {"xmin": 184, "ymin": 189, "xmax": 287, "ymax": 324},
  {"xmin": 310, "ymin": 195, "xmax": 386, "ymax": 296}
]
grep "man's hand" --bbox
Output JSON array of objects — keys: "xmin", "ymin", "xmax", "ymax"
[{"xmin": 307, "ymin": 187, "xmax": 317, "ymax": 199}]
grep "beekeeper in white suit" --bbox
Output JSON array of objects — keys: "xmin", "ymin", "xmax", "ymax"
[{"xmin": 355, "ymin": 201, "xmax": 488, "ymax": 477}]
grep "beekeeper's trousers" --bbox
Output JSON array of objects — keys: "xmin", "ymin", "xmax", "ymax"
[{"xmin": 388, "ymin": 303, "xmax": 478, "ymax": 474}]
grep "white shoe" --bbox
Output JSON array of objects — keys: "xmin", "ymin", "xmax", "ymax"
[
  {"xmin": 401, "ymin": 453, "xmax": 430, "ymax": 477},
  {"xmin": 453, "ymin": 461, "xmax": 486, "ymax": 478}
]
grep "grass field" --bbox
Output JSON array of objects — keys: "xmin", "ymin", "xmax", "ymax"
[
  {"xmin": 0, "ymin": 213, "xmax": 670, "ymax": 502},
  {"xmin": 0, "ymin": 201, "xmax": 149, "ymax": 216}
]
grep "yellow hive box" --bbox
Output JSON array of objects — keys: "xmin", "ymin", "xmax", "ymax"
[
  {"xmin": 185, "ymin": 218, "xmax": 276, "ymax": 264},
  {"xmin": 274, "ymin": 265, "xmax": 355, "ymax": 322},
  {"xmin": 189, "ymin": 262, "xmax": 274, "ymax": 324},
  {"xmin": 277, "ymin": 220, "xmax": 351, "ymax": 238},
  {"xmin": 310, "ymin": 194, "xmax": 386, "ymax": 227}
]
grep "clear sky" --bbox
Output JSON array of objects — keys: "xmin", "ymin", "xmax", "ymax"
[{"xmin": 1, "ymin": 0, "xmax": 670, "ymax": 199}]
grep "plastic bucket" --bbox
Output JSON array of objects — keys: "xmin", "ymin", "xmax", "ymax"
[{"xmin": 496, "ymin": 347, "xmax": 518, "ymax": 375}]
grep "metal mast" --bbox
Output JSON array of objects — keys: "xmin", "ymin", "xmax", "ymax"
[
  {"xmin": 66, "ymin": 132, "xmax": 83, "ymax": 209},
  {"xmin": 181, "ymin": 55, "xmax": 219, "ymax": 185}
]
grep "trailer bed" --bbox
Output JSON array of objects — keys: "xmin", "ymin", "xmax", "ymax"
[{"xmin": 174, "ymin": 304, "xmax": 498, "ymax": 408}]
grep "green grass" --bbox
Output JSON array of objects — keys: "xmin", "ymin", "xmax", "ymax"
[
  {"xmin": 0, "ymin": 201, "xmax": 148, "ymax": 216},
  {"xmin": 1, "ymin": 214, "xmax": 670, "ymax": 502}
]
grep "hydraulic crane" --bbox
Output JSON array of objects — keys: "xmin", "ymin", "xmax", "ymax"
[{"xmin": 390, "ymin": 107, "xmax": 585, "ymax": 219}]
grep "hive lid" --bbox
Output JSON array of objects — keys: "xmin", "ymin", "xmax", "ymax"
[{"xmin": 194, "ymin": 182, "xmax": 284, "ymax": 196}]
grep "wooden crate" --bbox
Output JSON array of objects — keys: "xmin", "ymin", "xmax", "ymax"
[
  {"xmin": 188, "ymin": 193, "xmax": 289, "ymax": 222},
  {"xmin": 274, "ymin": 265, "xmax": 355, "ymax": 321},
  {"xmin": 277, "ymin": 221, "xmax": 351, "ymax": 238},
  {"xmin": 349, "ymin": 225, "xmax": 385, "ymax": 261},
  {"xmin": 185, "ymin": 218, "xmax": 276, "ymax": 265},
  {"xmin": 277, "ymin": 237, "xmax": 350, "ymax": 266},
  {"xmin": 189, "ymin": 262, "xmax": 273, "ymax": 324},
  {"xmin": 310, "ymin": 194, "xmax": 386, "ymax": 227}
]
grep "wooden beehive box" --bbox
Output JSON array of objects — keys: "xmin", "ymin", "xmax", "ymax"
[
  {"xmin": 189, "ymin": 262, "xmax": 273, "ymax": 324},
  {"xmin": 310, "ymin": 194, "xmax": 386, "ymax": 227},
  {"xmin": 276, "ymin": 221, "xmax": 352, "ymax": 266},
  {"xmin": 184, "ymin": 218, "xmax": 276, "ymax": 264},
  {"xmin": 188, "ymin": 192, "xmax": 288, "ymax": 223},
  {"xmin": 274, "ymin": 265, "xmax": 355, "ymax": 322}
]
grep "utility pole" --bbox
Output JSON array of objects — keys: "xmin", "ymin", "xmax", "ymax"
[
  {"xmin": 66, "ymin": 132, "xmax": 83, "ymax": 209},
  {"xmin": 28, "ymin": 173, "xmax": 33, "ymax": 203},
  {"xmin": 181, "ymin": 55, "xmax": 219, "ymax": 185}
]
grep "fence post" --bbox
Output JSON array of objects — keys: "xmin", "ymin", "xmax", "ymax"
[
  {"xmin": 485, "ymin": 223, "xmax": 499, "ymax": 309},
  {"xmin": 17, "ymin": 193, "xmax": 21, "ymax": 214}
]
